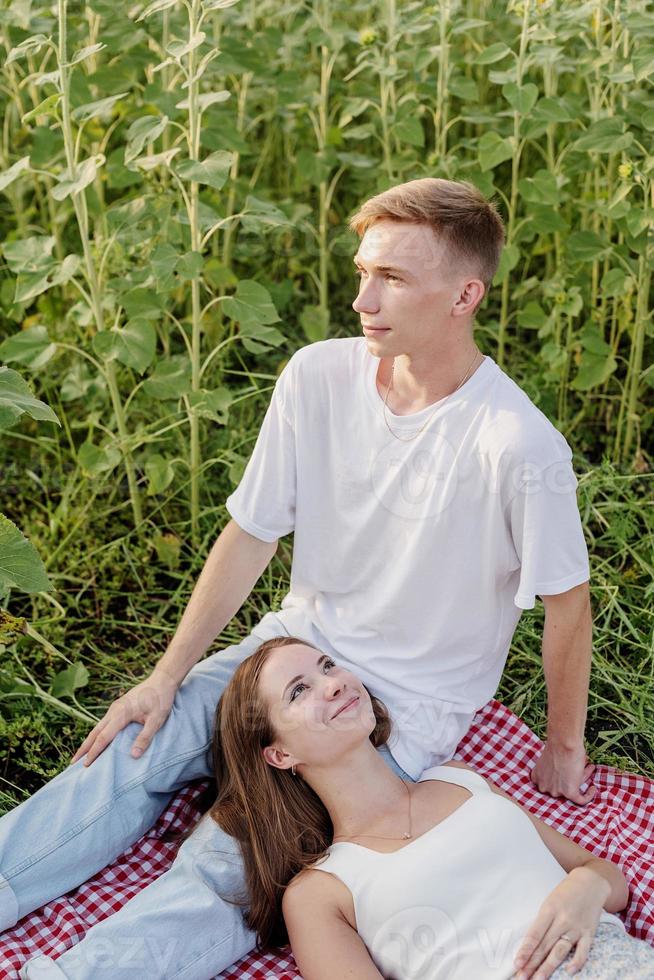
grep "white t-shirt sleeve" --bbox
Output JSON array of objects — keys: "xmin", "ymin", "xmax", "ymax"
[
  {"xmin": 508, "ymin": 458, "xmax": 590, "ymax": 610},
  {"xmin": 225, "ymin": 361, "xmax": 296, "ymax": 543}
]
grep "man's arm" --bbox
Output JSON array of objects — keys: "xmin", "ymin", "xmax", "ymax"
[
  {"xmin": 72, "ymin": 519, "xmax": 278, "ymax": 765},
  {"xmin": 154, "ymin": 518, "xmax": 278, "ymax": 685},
  {"xmin": 530, "ymin": 580, "xmax": 596, "ymax": 805}
]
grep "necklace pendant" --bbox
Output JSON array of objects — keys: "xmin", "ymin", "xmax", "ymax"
[{"xmin": 402, "ymin": 832, "xmax": 411, "ymax": 839}]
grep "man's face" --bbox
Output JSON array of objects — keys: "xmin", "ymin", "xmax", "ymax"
[{"xmin": 352, "ymin": 219, "xmax": 476, "ymax": 358}]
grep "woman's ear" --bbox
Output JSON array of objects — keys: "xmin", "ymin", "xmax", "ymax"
[{"xmin": 262, "ymin": 745, "xmax": 295, "ymax": 771}]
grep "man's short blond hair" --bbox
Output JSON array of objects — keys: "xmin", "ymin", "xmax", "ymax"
[{"xmin": 348, "ymin": 177, "xmax": 505, "ymax": 290}]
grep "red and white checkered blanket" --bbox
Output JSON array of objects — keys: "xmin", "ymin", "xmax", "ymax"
[{"xmin": 1, "ymin": 699, "xmax": 652, "ymax": 979}]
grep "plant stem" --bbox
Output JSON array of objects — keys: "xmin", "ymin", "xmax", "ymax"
[
  {"xmin": 497, "ymin": 0, "xmax": 530, "ymax": 368},
  {"xmin": 57, "ymin": 0, "xmax": 142, "ymax": 529}
]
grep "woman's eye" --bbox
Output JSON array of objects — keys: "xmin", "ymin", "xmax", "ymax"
[
  {"xmin": 323, "ymin": 659, "xmax": 335, "ymax": 671},
  {"xmin": 290, "ymin": 682, "xmax": 307, "ymax": 702}
]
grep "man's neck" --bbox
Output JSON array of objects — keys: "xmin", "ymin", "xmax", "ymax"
[{"xmin": 378, "ymin": 341, "xmax": 483, "ymax": 416}]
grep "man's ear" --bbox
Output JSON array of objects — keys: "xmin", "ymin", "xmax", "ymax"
[
  {"xmin": 262, "ymin": 745, "xmax": 295, "ymax": 771},
  {"xmin": 452, "ymin": 278, "xmax": 485, "ymax": 317}
]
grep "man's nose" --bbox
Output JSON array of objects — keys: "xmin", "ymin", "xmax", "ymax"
[{"xmin": 352, "ymin": 279, "xmax": 380, "ymax": 313}]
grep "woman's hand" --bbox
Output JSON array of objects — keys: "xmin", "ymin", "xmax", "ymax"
[
  {"xmin": 514, "ymin": 866, "xmax": 610, "ymax": 979},
  {"xmin": 70, "ymin": 667, "xmax": 179, "ymax": 767}
]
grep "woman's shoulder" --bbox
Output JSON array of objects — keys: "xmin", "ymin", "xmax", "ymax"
[
  {"xmin": 284, "ymin": 866, "xmax": 342, "ymax": 906},
  {"xmin": 283, "ymin": 865, "xmax": 355, "ymax": 927}
]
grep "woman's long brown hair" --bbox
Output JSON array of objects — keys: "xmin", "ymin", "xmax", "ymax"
[{"xmin": 209, "ymin": 635, "xmax": 392, "ymax": 950}]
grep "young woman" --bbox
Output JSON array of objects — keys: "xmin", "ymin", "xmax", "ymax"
[{"xmin": 209, "ymin": 636, "xmax": 653, "ymax": 979}]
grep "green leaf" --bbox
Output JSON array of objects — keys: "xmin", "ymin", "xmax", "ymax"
[
  {"xmin": 145, "ymin": 454, "xmax": 176, "ymax": 496},
  {"xmin": 241, "ymin": 195, "xmax": 292, "ymax": 231},
  {"xmin": 566, "ymin": 231, "xmax": 610, "ymax": 263},
  {"xmin": 0, "ymin": 514, "xmax": 52, "ymax": 593},
  {"xmin": 202, "ymin": 0, "xmax": 240, "ymax": 10},
  {"xmin": 502, "ymin": 82, "xmax": 538, "ymax": 115},
  {"xmin": 6, "ymin": 34, "xmax": 50, "ymax": 65},
  {"xmin": 150, "ymin": 243, "xmax": 180, "ymax": 287},
  {"xmin": 137, "ymin": 0, "xmax": 179, "ymax": 20},
  {"xmin": 474, "ymin": 42, "xmax": 512, "ymax": 65},
  {"xmin": 78, "ymin": 440, "xmax": 121, "ymax": 477},
  {"xmin": 177, "ymin": 251, "xmax": 204, "ymax": 280},
  {"xmin": 516, "ymin": 301, "xmax": 548, "ymax": 331},
  {"xmin": 518, "ymin": 170, "xmax": 560, "ymax": 205},
  {"xmin": 122, "ymin": 288, "xmax": 166, "ymax": 320},
  {"xmin": 532, "ymin": 97, "xmax": 575, "ymax": 123},
  {"xmin": 477, "ymin": 132, "xmax": 514, "ymax": 172},
  {"xmin": 22, "ymin": 93, "xmax": 62, "ymax": 124},
  {"xmin": 0, "ymin": 367, "xmax": 59, "ymax": 429},
  {"xmin": 142, "ymin": 359, "xmax": 192, "ymax": 400},
  {"xmin": 124, "ymin": 115, "xmax": 169, "ymax": 165},
  {"xmin": 167, "ymin": 32, "xmax": 206, "ymax": 61},
  {"xmin": 222, "ymin": 280, "xmax": 281, "ymax": 328},
  {"xmin": 92, "ymin": 320, "xmax": 156, "ymax": 374},
  {"xmin": 492, "ymin": 243, "xmax": 520, "ymax": 284},
  {"xmin": 131, "ymin": 147, "xmax": 181, "ymax": 171},
  {"xmin": 335, "ymin": 151, "xmax": 376, "ymax": 169},
  {"xmin": 634, "ymin": 46, "xmax": 654, "ymax": 81},
  {"xmin": 71, "ymin": 92, "xmax": 129, "ymax": 123},
  {"xmin": 0, "ymin": 326, "xmax": 56, "ymax": 370},
  {"xmin": 641, "ymin": 108, "xmax": 654, "ymax": 131},
  {"xmin": 239, "ymin": 321, "xmax": 285, "ymax": 354},
  {"xmin": 188, "ymin": 387, "xmax": 233, "ymax": 424},
  {"xmin": 152, "ymin": 531, "xmax": 182, "ymax": 571},
  {"xmin": 176, "ymin": 91, "xmax": 231, "ymax": 111},
  {"xmin": 13, "ymin": 254, "xmax": 81, "ymax": 304},
  {"xmin": 300, "ymin": 305, "xmax": 330, "ymax": 342},
  {"xmin": 527, "ymin": 205, "xmax": 568, "ymax": 234},
  {"xmin": 601, "ymin": 268, "xmax": 635, "ymax": 297},
  {"xmin": 573, "ymin": 119, "xmax": 633, "ymax": 154},
  {"xmin": 393, "ymin": 117, "xmax": 424, "ymax": 147},
  {"xmin": 67, "ymin": 43, "xmax": 105, "ymax": 67},
  {"xmin": 175, "ymin": 151, "xmax": 233, "ymax": 190},
  {"xmin": 0, "ymin": 156, "xmax": 31, "ymax": 192},
  {"xmin": 50, "ymin": 662, "xmax": 89, "ymax": 698},
  {"xmin": 2, "ymin": 236, "xmax": 55, "ymax": 273},
  {"xmin": 572, "ymin": 329, "xmax": 618, "ymax": 390},
  {"xmin": 447, "ymin": 76, "xmax": 479, "ymax": 101},
  {"xmin": 51, "ymin": 154, "xmax": 105, "ymax": 201}
]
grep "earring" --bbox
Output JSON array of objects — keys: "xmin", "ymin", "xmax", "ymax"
[{"xmin": 291, "ymin": 763, "xmax": 297, "ymax": 777}]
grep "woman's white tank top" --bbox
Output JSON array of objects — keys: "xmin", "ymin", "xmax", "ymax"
[{"xmin": 311, "ymin": 766, "xmax": 623, "ymax": 979}]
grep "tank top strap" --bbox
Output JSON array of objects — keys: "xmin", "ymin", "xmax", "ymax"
[
  {"xmin": 309, "ymin": 844, "xmax": 369, "ymax": 892},
  {"xmin": 418, "ymin": 763, "xmax": 490, "ymax": 794}
]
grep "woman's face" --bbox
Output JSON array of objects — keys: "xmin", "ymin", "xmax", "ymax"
[{"xmin": 258, "ymin": 643, "xmax": 376, "ymax": 773}]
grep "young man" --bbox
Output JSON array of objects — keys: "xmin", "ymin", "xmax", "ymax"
[{"xmin": 2, "ymin": 179, "xmax": 595, "ymax": 979}]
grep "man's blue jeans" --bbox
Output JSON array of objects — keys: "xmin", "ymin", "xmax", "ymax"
[{"xmin": 0, "ymin": 615, "xmax": 412, "ymax": 979}]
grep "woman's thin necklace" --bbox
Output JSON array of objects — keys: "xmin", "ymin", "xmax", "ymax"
[
  {"xmin": 332, "ymin": 779, "xmax": 413, "ymax": 843},
  {"xmin": 383, "ymin": 349, "xmax": 482, "ymax": 442}
]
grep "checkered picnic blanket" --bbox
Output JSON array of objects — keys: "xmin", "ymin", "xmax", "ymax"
[{"xmin": 1, "ymin": 698, "xmax": 652, "ymax": 978}]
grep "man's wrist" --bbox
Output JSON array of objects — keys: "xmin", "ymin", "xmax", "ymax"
[
  {"xmin": 152, "ymin": 658, "xmax": 185, "ymax": 688},
  {"xmin": 545, "ymin": 732, "xmax": 586, "ymax": 754}
]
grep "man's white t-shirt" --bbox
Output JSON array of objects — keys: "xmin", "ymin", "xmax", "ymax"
[{"xmin": 226, "ymin": 338, "xmax": 590, "ymax": 779}]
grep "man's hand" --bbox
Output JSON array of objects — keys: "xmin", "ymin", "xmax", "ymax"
[
  {"xmin": 70, "ymin": 668, "xmax": 179, "ymax": 767},
  {"xmin": 531, "ymin": 741, "xmax": 597, "ymax": 806}
]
